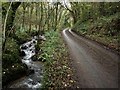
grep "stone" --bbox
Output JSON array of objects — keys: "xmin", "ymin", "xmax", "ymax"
[
  {"xmin": 20, "ymin": 51, "xmax": 26, "ymax": 56},
  {"xmin": 21, "ymin": 45, "xmax": 28, "ymax": 49},
  {"xmin": 27, "ymin": 69, "xmax": 34, "ymax": 76},
  {"xmin": 31, "ymin": 55, "xmax": 37, "ymax": 61},
  {"xmin": 29, "ymin": 44, "xmax": 32, "ymax": 47}
]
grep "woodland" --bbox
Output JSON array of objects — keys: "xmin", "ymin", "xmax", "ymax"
[{"xmin": 2, "ymin": 1, "xmax": 120, "ymax": 89}]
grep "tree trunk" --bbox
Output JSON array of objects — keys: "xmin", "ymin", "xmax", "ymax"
[
  {"xmin": 38, "ymin": 3, "xmax": 41, "ymax": 33},
  {"xmin": 3, "ymin": 2, "xmax": 21, "ymax": 51},
  {"xmin": 29, "ymin": 5, "xmax": 33, "ymax": 33},
  {"xmin": 38, "ymin": 2, "xmax": 43, "ymax": 35},
  {"xmin": 35, "ymin": 3, "xmax": 38, "ymax": 30},
  {"xmin": 47, "ymin": 3, "xmax": 50, "ymax": 31},
  {"xmin": 54, "ymin": 3, "xmax": 58, "ymax": 31},
  {"xmin": 6, "ymin": 2, "xmax": 21, "ymax": 31},
  {"xmin": 22, "ymin": 9, "xmax": 25, "ymax": 28}
]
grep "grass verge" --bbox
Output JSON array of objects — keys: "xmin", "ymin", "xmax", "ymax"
[{"xmin": 39, "ymin": 30, "xmax": 74, "ymax": 89}]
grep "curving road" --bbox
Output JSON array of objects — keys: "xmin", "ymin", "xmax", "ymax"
[{"xmin": 62, "ymin": 28, "xmax": 119, "ymax": 88}]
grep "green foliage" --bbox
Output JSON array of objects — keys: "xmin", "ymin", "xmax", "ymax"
[
  {"xmin": 28, "ymin": 29, "xmax": 39, "ymax": 36},
  {"xmin": 14, "ymin": 27, "xmax": 31, "ymax": 44},
  {"xmin": 3, "ymin": 38, "xmax": 20, "ymax": 68},
  {"xmin": 39, "ymin": 30, "xmax": 74, "ymax": 88},
  {"xmin": 73, "ymin": 12, "xmax": 120, "ymax": 52},
  {"xmin": 2, "ymin": 63, "xmax": 28, "ymax": 86},
  {"xmin": 2, "ymin": 37, "xmax": 28, "ymax": 86},
  {"xmin": 2, "ymin": 2, "xmax": 119, "ymax": 87},
  {"xmin": 39, "ymin": 30, "xmax": 61, "ymax": 63}
]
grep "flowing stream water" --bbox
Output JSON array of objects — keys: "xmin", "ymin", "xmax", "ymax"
[{"xmin": 8, "ymin": 36, "xmax": 45, "ymax": 89}]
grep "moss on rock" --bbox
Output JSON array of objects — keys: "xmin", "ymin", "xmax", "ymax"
[{"xmin": 2, "ymin": 38, "xmax": 28, "ymax": 86}]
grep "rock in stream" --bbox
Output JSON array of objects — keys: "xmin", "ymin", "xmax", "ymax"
[{"xmin": 8, "ymin": 36, "xmax": 45, "ymax": 89}]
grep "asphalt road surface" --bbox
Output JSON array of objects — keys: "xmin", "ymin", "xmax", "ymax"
[{"xmin": 62, "ymin": 28, "xmax": 119, "ymax": 88}]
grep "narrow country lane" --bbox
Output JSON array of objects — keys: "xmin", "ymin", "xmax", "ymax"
[{"xmin": 62, "ymin": 28, "xmax": 119, "ymax": 88}]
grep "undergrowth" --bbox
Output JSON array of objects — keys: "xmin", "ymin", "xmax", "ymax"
[
  {"xmin": 2, "ymin": 37, "xmax": 28, "ymax": 86},
  {"xmin": 72, "ymin": 12, "xmax": 120, "ymax": 52},
  {"xmin": 2, "ymin": 27, "xmax": 39, "ymax": 86},
  {"xmin": 39, "ymin": 30, "xmax": 74, "ymax": 89}
]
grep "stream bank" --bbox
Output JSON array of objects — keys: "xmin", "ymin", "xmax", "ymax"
[{"xmin": 3, "ymin": 35, "xmax": 46, "ymax": 89}]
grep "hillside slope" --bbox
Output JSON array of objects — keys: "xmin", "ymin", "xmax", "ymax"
[{"xmin": 72, "ymin": 12, "xmax": 120, "ymax": 54}]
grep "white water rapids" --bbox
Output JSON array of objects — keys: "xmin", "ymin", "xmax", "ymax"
[{"xmin": 8, "ymin": 35, "xmax": 46, "ymax": 89}]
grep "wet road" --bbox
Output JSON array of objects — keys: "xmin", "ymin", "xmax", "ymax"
[{"xmin": 62, "ymin": 28, "xmax": 119, "ymax": 88}]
